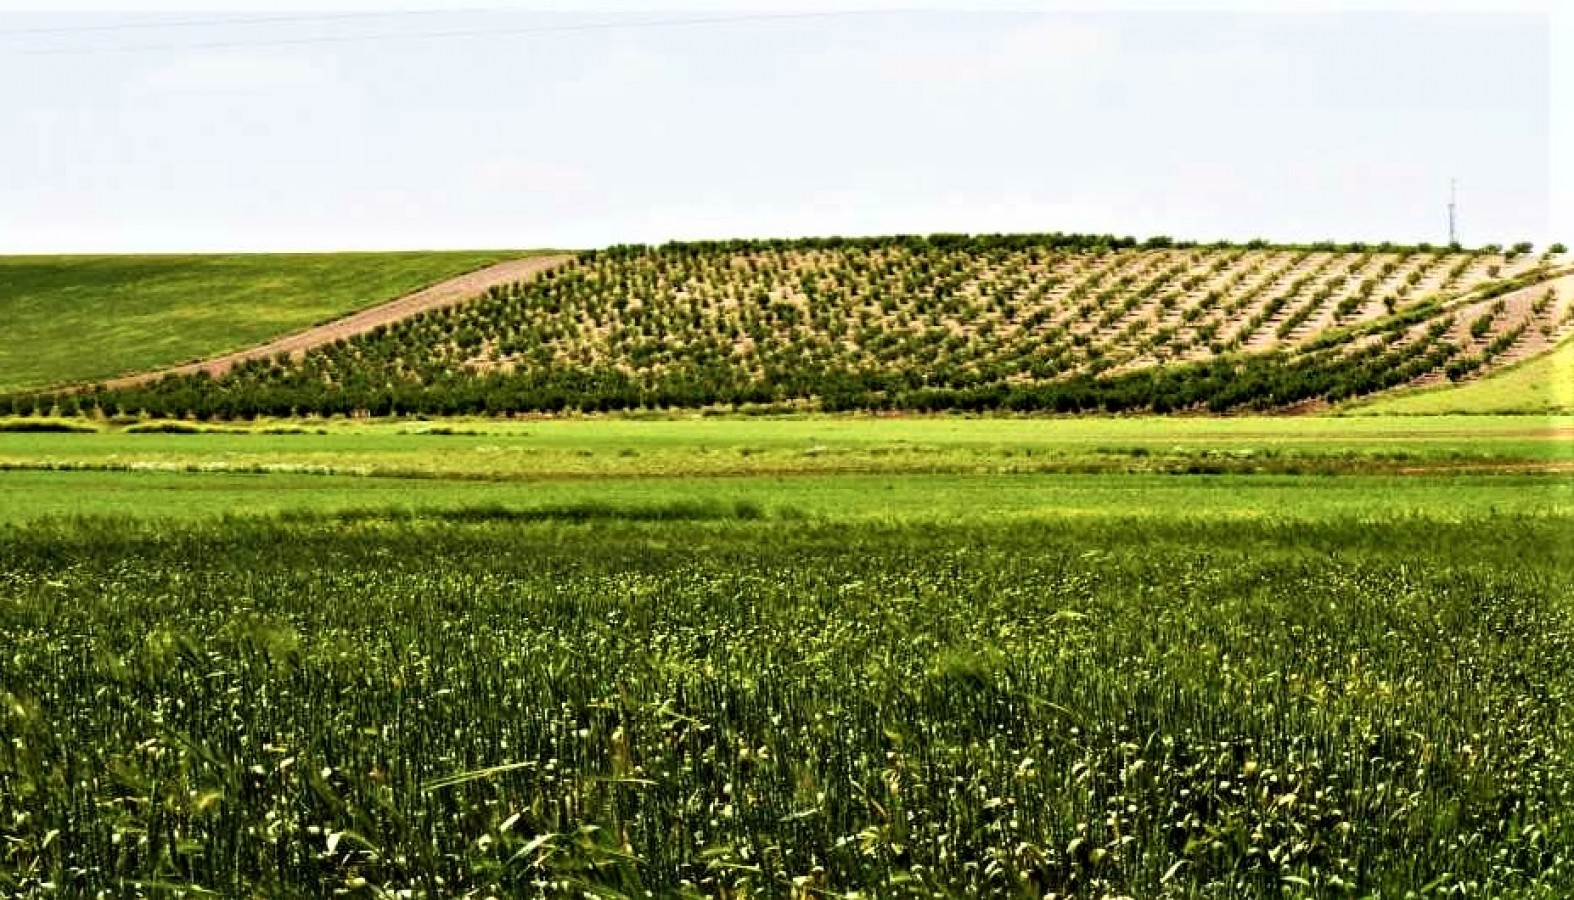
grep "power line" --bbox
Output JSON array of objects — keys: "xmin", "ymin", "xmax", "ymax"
[{"xmin": 12, "ymin": 10, "xmax": 889, "ymax": 57}]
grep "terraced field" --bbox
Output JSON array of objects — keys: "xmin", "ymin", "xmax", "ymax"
[{"xmin": 23, "ymin": 235, "xmax": 1567, "ymax": 419}]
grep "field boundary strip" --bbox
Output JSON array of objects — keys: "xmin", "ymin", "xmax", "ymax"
[{"xmin": 99, "ymin": 253, "xmax": 575, "ymax": 388}]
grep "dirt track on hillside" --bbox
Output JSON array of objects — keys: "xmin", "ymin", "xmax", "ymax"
[{"xmin": 103, "ymin": 254, "xmax": 573, "ymax": 388}]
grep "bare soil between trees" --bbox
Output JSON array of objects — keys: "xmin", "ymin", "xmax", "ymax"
[{"xmin": 102, "ymin": 254, "xmax": 573, "ymax": 388}]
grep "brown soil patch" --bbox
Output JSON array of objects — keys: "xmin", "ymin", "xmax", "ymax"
[{"xmin": 104, "ymin": 255, "xmax": 573, "ymax": 387}]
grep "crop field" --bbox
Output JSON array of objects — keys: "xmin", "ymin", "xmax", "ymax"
[
  {"xmin": 0, "ymin": 251, "xmax": 525, "ymax": 393},
  {"xmin": 2, "ymin": 467, "xmax": 1571, "ymax": 524},
  {"xmin": 0, "ymin": 413, "xmax": 1569, "ymax": 523},
  {"xmin": 2, "ymin": 414, "xmax": 1570, "ymax": 479},
  {"xmin": 6, "ymin": 0, "xmax": 1568, "ymax": 890},
  {"xmin": 0, "ymin": 410, "xmax": 1572, "ymax": 895},
  {"xmin": 15, "ymin": 235, "xmax": 1571, "ymax": 418},
  {"xmin": 3, "ymin": 505, "xmax": 1573, "ymax": 896}
]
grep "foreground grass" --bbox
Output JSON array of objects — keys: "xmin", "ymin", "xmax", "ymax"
[
  {"xmin": 2, "ymin": 515, "xmax": 1572, "ymax": 896},
  {"xmin": 0, "ymin": 251, "xmax": 524, "ymax": 392},
  {"xmin": 1349, "ymin": 334, "xmax": 1574, "ymax": 415}
]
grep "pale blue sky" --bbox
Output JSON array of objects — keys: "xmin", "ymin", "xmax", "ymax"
[{"xmin": 0, "ymin": 6, "xmax": 1556, "ymax": 252}]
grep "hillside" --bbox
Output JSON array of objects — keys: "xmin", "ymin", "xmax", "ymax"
[
  {"xmin": 1348, "ymin": 330, "xmax": 1574, "ymax": 415},
  {"xmin": 16, "ymin": 234, "xmax": 1572, "ymax": 418},
  {"xmin": 0, "ymin": 251, "xmax": 526, "ymax": 392}
]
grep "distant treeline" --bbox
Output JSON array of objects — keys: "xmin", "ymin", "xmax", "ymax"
[{"xmin": 590, "ymin": 231, "xmax": 1512, "ymax": 260}]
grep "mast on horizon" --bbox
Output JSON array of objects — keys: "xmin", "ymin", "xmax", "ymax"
[{"xmin": 1448, "ymin": 178, "xmax": 1458, "ymax": 246}]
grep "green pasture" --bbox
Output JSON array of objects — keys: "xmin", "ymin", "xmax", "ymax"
[
  {"xmin": 2, "ymin": 413, "xmax": 1566, "ymax": 524},
  {"xmin": 0, "ymin": 251, "xmax": 527, "ymax": 392},
  {"xmin": 1, "ymin": 414, "xmax": 1569, "ymax": 482},
  {"xmin": 0, "ymin": 468, "xmax": 1567, "ymax": 525}
]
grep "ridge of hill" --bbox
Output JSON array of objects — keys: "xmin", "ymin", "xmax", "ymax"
[{"xmin": 11, "ymin": 234, "xmax": 1571, "ymax": 418}]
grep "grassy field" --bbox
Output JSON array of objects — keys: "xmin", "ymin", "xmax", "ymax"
[
  {"xmin": 3, "ymin": 410, "xmax": 1572, "ymax": 894},
  {"xmin": 0, "ymin": 251, "xmax": 524, "ymax": 392},
  {"xmin": 3, "ymin": 512, "xmax": 1572, "ymax": 895},
  {"xmin": 0, "ymin": 414, "xmax": 1569, "ymax": 524},
  {"xmin": 1, "ymin": 468, "xmax": 1568, "ymax": 524},
  {"xmin": 2, "ymin": 414, "xmax": 1570, "ymax": 483},
  {"xmin": 1350, "ymin": 333, "xmax": 1574, "ymax": 415}
]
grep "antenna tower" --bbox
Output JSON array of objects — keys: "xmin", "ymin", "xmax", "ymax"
[{"xmin": 1448, "ymin": 178, "xmax": 1458, "ymax": 246}]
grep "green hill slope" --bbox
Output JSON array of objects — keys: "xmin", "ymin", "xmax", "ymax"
[
  {"xmin": 1346, "ymin": 333, "xmax": 1574, "ymax": 415},
  {"xmin": 15, "ymin": 235, "xmax": 1573, "ymax": 417},
  {"xmin": 0, "ymin": 251, "xmax": 522, "ymax": 392}
]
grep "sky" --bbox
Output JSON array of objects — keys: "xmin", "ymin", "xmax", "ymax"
[{"xmin": 0, "ymin": 2, "xmax": 1560, "ymax": 253}]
